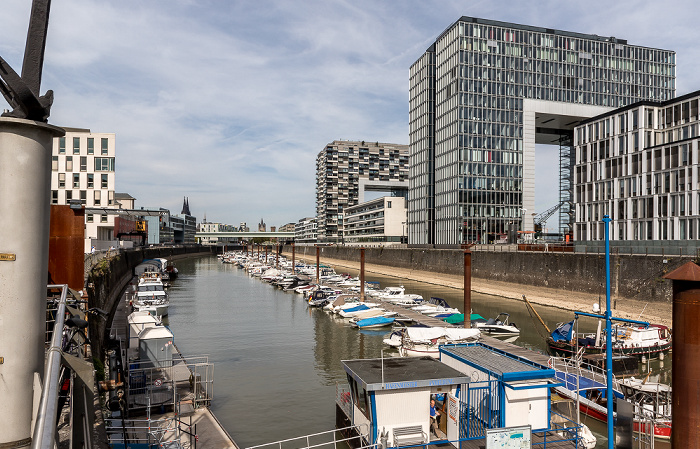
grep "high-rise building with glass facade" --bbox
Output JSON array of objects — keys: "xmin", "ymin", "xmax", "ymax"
[
  {"xmin": 574, "ymin": 90, "xmax": 700, "ymax": 243},
  {"xmin": 409, "ymin": 16, "xmax": 675, "ymax": 245},
  {"xmin": 316, "ymin": 140, "xmax": 408, "ymax": 242}
]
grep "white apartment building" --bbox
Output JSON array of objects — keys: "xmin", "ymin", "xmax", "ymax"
[
  {"xmin": 295, "ymin": 217, "xmax": 317, "ymax": 243},
  {"xmin": 198, "ymin": 222, "xmax": 238, "ymax": 245},
  {"xmin": 574, "ymin": 90, "xmax": 700, "ymax": 242},
  {"xmin": 50, "ymin": 128, "xmax": 116, "ymax": 251},
  {"xmin": 344, "ymin": 197, "xmax": 407, "ymax": 245}
]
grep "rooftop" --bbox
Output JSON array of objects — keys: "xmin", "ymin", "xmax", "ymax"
[{"xmin": 343, "ymin": 356, "xmax": 470, "ymax": 391}]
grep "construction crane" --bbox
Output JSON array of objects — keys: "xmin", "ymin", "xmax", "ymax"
[{"xmin": 533, "ymin": 202, "xmax": 564, "ymax": 235}]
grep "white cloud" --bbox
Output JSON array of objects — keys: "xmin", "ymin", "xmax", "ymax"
[{"xmin": 2, "ymin": 0, "xmax": 700, "ymax": 226}]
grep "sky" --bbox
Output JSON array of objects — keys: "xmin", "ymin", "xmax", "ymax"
[{"xmin": 2, "ymin": 0, "xmax": 700, "ymax": 228}]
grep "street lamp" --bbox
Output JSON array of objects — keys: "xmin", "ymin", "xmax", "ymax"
[{"xmin": 401, "ymin": 221, "xmax": 406, "ymax": 245}]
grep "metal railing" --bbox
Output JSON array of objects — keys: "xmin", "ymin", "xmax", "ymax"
[
  {"xmin": 31, "ymin": 284, "xmax": 69, "ymax": 449},
  {"xmin": 244, "ymin": 424, "xmax": 370, "ymax": 449}
]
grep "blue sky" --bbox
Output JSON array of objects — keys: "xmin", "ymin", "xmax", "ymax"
[{"xmin": 2, "ymin": 0, "xmax": 700, "ymax": 228}]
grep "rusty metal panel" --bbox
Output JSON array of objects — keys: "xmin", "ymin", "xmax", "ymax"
[
  {"xmin": 672, "ymin": 287, "xmax": 700, "ymax": 448},
  {"xmin": 48, "ymin": 205, "xmax": 84, "ymax": 290}
]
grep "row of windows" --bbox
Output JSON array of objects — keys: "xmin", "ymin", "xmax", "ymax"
[
  {"xmin": 56, "ymin": 173, "xmax": 110, "ymax": 189},
  {"xmin": 578, "ymin": 218, "xmax": 698, "ymax": 241},
  {"xmin": 51, "ymin": 189, "xmax": 113, "ymax": 208},
  {"xmin": 58, "ymin": 137, "xmax": 110, "ymax": 155},
  {"xmin": 52, "ymin": 156, "xmax": 115, "ymax": 172}
]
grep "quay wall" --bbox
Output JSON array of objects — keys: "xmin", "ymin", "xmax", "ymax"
[
  {"xmin": 86, "ymin": 245, "xmax": 214, "ymax": 359},
  {"xmin": 290, "ymin": 245, "xmax": 689, "ymax": 303}
]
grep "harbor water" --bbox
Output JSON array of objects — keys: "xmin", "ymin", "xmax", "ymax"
[{"xmin": 164, "ymin": 255, "xmax": 671, "ymax": 449}]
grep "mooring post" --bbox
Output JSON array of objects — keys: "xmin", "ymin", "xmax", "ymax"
[
  {"xmin": 663, "ymin": 261, "xmax": 700, "ymax": 448},
  {"xmin": 315, "ymin": 245, "xmax": 320, "ymax": 284},
  {"xmin": 292, "ymin": 242, "xmax": 295, "ymax": 275},
  {"xmin": 360, "ymin": 247, "xmax": 366, "ymax": 302},
  {"xmin": 464, "ymin": 247, "xmax": 472, "ymax": 328}
]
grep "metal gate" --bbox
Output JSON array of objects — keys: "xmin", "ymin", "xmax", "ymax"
[{"xmin": 458, "ymin": 380, "xmax": 500, "ymax": 441}]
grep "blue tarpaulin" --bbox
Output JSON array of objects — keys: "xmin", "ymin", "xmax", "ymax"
[{"xmin": 551, "ymin": 320, "xmax": 574, "ymax": 342}]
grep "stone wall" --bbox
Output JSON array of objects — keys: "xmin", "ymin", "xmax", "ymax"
[
  {"xmin": 288, "ymin": 245, "xmax": 688, "ymax": 304},
  {"xmin": 86, "ymin": 246, "xmax": 213, "ymax": 358}
]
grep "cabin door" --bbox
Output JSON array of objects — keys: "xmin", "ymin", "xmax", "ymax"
[{"xmin": 445, "ymin": 392, "xmax": 460, "ymax": 446}]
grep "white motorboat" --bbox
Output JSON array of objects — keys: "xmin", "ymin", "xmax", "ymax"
[
  {"xmin": 471, "ymin": 313, "xmax": 520, "ymax": 335},
  {"xmin": 383, "ymin": 327, "xmax": 481, "ymax": 358},
  {"xmin": 133, "ymin": 272, "xmax": 169, "ymax": 317}
]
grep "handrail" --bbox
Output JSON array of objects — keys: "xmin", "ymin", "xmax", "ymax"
[
  {"xmin": 31, "ymin": 284, "xmax": 69, "ymax": 449},
  {"xmin": 245, "ymin": 424, "xmax": 369, "ymax": 449}
]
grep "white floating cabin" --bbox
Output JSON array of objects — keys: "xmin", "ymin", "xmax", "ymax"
[{"xmin": 338, "ymin": 343, "xmax": 583, "ymax": 448}]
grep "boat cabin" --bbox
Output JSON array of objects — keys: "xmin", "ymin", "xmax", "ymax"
[
  {"xmin": 439, "ymin": 343, "xmax": 556, "ymax": 433},
  {"xmin": 339, "ymin": 356, "xmax": 470, "ymax": 448}
]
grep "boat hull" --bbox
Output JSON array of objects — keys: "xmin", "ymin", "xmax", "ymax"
[{"xmin": 547, "ymin": 339, "xmax": 671, "ymax": 358}]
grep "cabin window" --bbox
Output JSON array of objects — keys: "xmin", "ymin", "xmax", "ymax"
[{"xmin": 348, "ymin": 377, "xmax": 370, "ymax": 418}]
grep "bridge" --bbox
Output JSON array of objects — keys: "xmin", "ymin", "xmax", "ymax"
[{"xmin": 195, "ymin": 231, "xmax": 295, "ymax": 239}]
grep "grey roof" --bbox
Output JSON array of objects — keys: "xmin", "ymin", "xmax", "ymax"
[
  {"xmin": 343, "ymin": 356, "xmax": 471, "ymax": 391},
  {"xmin": 441, "ymin": 345, "xmax": 542, "ymax": 377}
]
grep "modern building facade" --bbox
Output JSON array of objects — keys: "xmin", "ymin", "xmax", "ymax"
[
  {"xmin": 295, "ymin": 217, "xmax": 318, "ymax": 243},
  {"xmin": 50, "ymin": 128, "xmax": 117, "ymax": 251},
  {"xmin": 574, "ymin": 90, "xmax": 700, "ymax": 242},
  {"xmin": 344, "ymin": 196, "xmax": 407, "ymax": 245},
  {"xmin": 198, "ymin": 221, "xmax": 239, "ymax": 245},
  {"xmin": 316, "ymin": 140, "xmax": 409, "ymax": 242},
  {"xmin": 409, "ymin": 17, "xmax": 675, "ymax": 245}
]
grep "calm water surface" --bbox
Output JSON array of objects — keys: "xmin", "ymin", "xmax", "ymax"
[{"xmin": 164, "ymin": 255, "xmax": 671, "ymax": 449}]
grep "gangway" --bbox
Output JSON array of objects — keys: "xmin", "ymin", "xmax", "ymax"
[{"xmin": 244, "ymin": 424, "xmax": 370, "ymax": 449}]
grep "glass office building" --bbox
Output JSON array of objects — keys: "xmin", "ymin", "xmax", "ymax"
[{"xmin": 409, "ymin": 16, "xmax": 675, "ymax": 245}]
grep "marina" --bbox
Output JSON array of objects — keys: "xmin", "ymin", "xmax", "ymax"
[{"xmin": 157, "ymin": 253, "xmax": 672, "ymax": 448}]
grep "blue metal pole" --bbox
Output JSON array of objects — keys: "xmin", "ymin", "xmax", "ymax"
[{"xmin": 603, "ymin": 214, "xmax": 613, "ymax": 449}]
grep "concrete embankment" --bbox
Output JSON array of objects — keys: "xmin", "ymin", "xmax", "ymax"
[
  {"xmin": 282, "ymin": 246, "xmax": 676, "ymax": 327},
  {"xmin": 86, "ymin": 246, "xmax": 214, "ymax": 362}
]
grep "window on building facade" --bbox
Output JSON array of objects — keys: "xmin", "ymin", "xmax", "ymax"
[
  {"xmin": 80, "ymin": 156, "xmax": 87, "ymax": 171},
  {"xmin": 52, "ymin": 156, "xmax": 58, "ymax": 171},
  {"xmin": 101, "ymin": 214, "xmax": 107, "ymax": 223},
  {"xmin": 73, "ymin": 173, "xmax": 80, "ymax": 188},
  {"xmin": 101, "ymin": 138, "xmax": 109, "ymax": 155},
  {"xmin": 87, "ymin": 138, "xmax": 94, "ymax": 154},
  {"xmin": 108, "ymin": 191, "xmax": 114, "ymax": 206},
  {"xmin": 86, "ymin": 214, "xmax": 93, "ymax": 223},
  {"xmin": 101, "ymin": 174, "xmax": 108, "ymax": 189},
  {"xmin": 65, "ymin": 156, "xmax": 73, "ymax": 172},
  {"xmin": 51, "ymin": 190, "xmax": 58, "ymax": 204},
  {"xmin": 58, "ymin": 173, "xmax": 65, "ymax": 188},
  {"xmin": 94, "ymin": 190, "xmax": 101, "ymax": 205},
  {"xmin": 80, "ymin": 190, "xmax": 86, "ymax": 205},
  {"xmin": 73, "ymin": 137, "xmax": 80, "ymax": 154},
  {"xmin": 87, "ymin": 174, "xmax": 94, "ymax": 188},
  {"xmin": 58, "ymin": 137, "xmax": 65, "ymax": 154},
  {"xmin": 65, "ymin": 190, "xmax": 72, "ymax": 201},
  {"xmin": 94, "ymin": 157, "xmax": 115, "ymax": 171}
]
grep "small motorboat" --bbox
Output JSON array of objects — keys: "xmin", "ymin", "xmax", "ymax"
[
  {"xmin": 471, "ymin": 313, "xmax": 520, "ymax": 335},
  {"xmin": 351, "ymin": 316, "xmax": 396, "ymax": 329}
]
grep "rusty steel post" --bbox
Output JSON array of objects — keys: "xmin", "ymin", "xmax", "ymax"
[
  {"xmin": 464, "ymin": 248, "xmax": 472, "ymax": 328},
  {"xmin": 360, "ymin": 248, "xmax": 366, "ymax": 301},
  {"xmin": 292, "ymin": 242, "xmax": 295, "ymax": 275},
  {"xmin": 663, "ymin": 261, "xmax": 700, "ymax": 448},
  {"xmin": 315, "ymin": 245, "xmax": 320, "ymax": 283}
]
